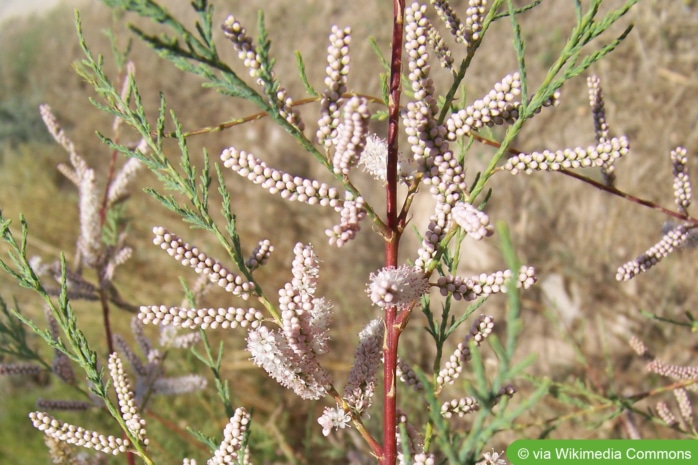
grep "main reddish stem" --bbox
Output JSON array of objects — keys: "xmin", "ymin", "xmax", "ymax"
[{"xmin": 382, "ymin": 1, "xmax": 404, "ymax": 464}]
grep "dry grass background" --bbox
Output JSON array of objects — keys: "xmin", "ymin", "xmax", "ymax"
[{"xmin": 1, "ymin": 0, "xmax": 698, "ymax": 462}]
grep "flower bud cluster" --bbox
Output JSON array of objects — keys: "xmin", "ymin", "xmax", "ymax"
[
  {"xmin": 451, "ymin": 201, "xmax": 493, "ymax": 240},
  {"xmin": 367, "ymin": 265, "xmax": 429, "ymax": 309},
  {"xmin": 358, "ymin": 134, "xmax": 417, "ymax": 183},
  {"xmin": 333, "ymin": 96, "xmax": 370, "ymax": 175},
  {"xmin": 404, "ymin": 4, "xmax": 447, "ymax": 167},
  {"xmin": 52, "ymin": 352, "xmax": 76, "ymax": 385},
  {"xmin": 78, "ymin": 168, "xmax": 102, "ymax": 267},
  {"xmin": 436, "ymin": 266, "xmax": 536, "ymax": 301},
  {"xmin": 152, "ymin": 227, "xmax": 253, "ymax": 299},
  {"xmin": 221, "ymin": 147, "xmax": 341, "ymax": 207},
  {"xmin": 430, "ymin": 0, "xmax": 468, "ymax": 44},
  {"xmin": 670, "ymin": 146, "xmax": 692, "ymax": 212},
  {"xmin": 35, "ymin": 399, "xmax": 93, "ymax": 411},
  {"xmin": 616, "ymin": 225, "xmax": 689, "ymax": 281},
  {"xmin": 222, "ymin": 15, "xmax": 304, "ymax": 131},
  {"xmin": 210, "ymin": 407, "xmax": 251, "ymax": 465},
  {"xmin": 587, "ymin": 75, "xmax": 609, "ymax": 142},
  {"xmin": 437, "ymin": 315, "xmax": 494, "ymax": 385},
  {"xmin": 397, "ymin": 358, "xmax": 424, "ymax": 391},
  {"xmin": 326, "ymin": 194, "xmax": 367, "ymax": 247},
  {"xmin": 656, "ymin": 401, "xmax": 677, "ymax": 426},
  {"xmin": 152, "ymin": 375, "xmax": 208, "ymax": 396},
  {"xmin": 317, "ymin": 25, "xmax": 351, "ymax": 147},
  {"xmin": 674, "ymin": 388, "xmax": 693, "ymax": 423},
  {"xmin": 504, "ymin": 136, "xmax": 630, "ymax": 174},
  {"xmin": 246, "ymin": 239, "xmax": 273, "ymax": 271},
  {"xmin": 0, "ymin": 363, "xmax": 42, "ymax": 376},
  {"xmin": 29, "ymin": 411, "xmax": 128, "ymax": 455},
  {"xmin": 291, "ymin": 242, "xmax": 320, "ymax": 294},
  {"xmin": 465, "ymin": 0, "xmax": 488, "ymax": 41},
  {"xmin": 247, "ymin": 325, "xmax": 330, "ymax": 400},
  {"xmin": 139, "ymin": 305, "xmax": 263, "ymax": 330},
  {"xmin": 108, "ymin": 353, "xmax": 147, "ymax": 442},
  {"xmin": 446, "ymin": 73, "xmax": 521, "ymax": 140},
  {"xmin": 414, "ymin": 206, "xmax": 447, "ymax": 271},
  {"xmin": 221, "ymin": 16, "xmax": 260, "ymax": 79},
  {"xmin": 493, "ymin": 384, "xmax": 516, "ymax": 404},
  {"xmin": 441, "ymin": 397, "xmax": 479, "ymax": 418},
  {"xmin": 426, "ymin": 22, "xmax": 453, "ymax": 70}
]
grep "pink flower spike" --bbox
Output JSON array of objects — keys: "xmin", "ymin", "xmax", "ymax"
[{"xmin": 367, "ymin": 265, "xmax": 428, "ymax": 309}]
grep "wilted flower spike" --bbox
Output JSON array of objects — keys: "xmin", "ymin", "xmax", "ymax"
[
  {"xmin": 318, "ymin": 405, "xmax": 352, "ymax": 436},
  {"xmin": 221, "ymin": 147, "xmax": 341, "ymax": 208},
  {"xmin": 671, "ymin": 146, "xmax": 692, "ymax": 213},
  {"xmin": 152, "ymin": 227, "xmax": 254, "ymax": 299},
  {"xmin": 616, "ymin": 225, "xmax": 690, "ymax": 281},
  {"xmin": 367, "ymin": 265, "xmax": 429, "ymax": 309},
  {"xmin": 78, "ymin": 168, "xmax": 102, "ymax": 267},
  {"xmin": 344, "ymin": 318, "xmax": 383, "ymax": 413}
]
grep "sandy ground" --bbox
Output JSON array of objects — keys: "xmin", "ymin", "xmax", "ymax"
[{"xmin": 0, "ymin": 0, "xmax": 85, "ymax": 23}]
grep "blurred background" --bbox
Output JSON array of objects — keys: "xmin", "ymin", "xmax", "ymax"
[{"xmin": 1, "ymin": 0, "xmax": 697, "ymax": 463}]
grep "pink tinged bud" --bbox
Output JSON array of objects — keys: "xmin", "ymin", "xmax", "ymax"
[
  {"xmin": 616, "ymin": 225, "xmax": 689, "ymax": 281},
  {"xmin": 367, "ymin": 265, "xmax": 429, "ymax": 309},
  {"xmin": 151, "ymin": 227, "xmax": 254, "ymax": 299},
  {"xmin": 440, "ymin": 397, "xmax": 480, "ymax": 418},
  {"xmin": 209, "ymin": 407, "xmax": 251, "ymax": 465},
  {"xmin": 451, "ymin": 201, "xmax": 493, "ymax": 240}
]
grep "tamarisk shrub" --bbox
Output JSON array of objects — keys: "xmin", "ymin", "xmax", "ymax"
[{"xmin": 2, "ymin": 0, "xmax": 696, "ymax": 464}]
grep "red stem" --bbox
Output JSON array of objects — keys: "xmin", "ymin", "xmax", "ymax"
[{"xmin": 382, "ymin": 1, "xmax": 404, "ymax": 464}]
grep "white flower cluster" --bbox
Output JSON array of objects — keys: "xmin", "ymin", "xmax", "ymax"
[
  {"xmin": 318, "ymin": 405, "xmax": 352, "ymax": 437},
  {"xmin": 367, "ymin": 265, "xmax": 429, "ymax": 309}
]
